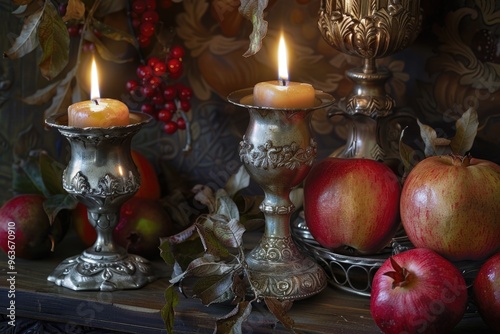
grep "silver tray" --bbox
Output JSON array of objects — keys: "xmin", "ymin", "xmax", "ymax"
[
  {"xmin": 291, "ymin": 212, "xmax": 392, "ymax": 297},
  {"xmin": 291, "ymin": 212, "xmax": 484, "ymax": 298}
]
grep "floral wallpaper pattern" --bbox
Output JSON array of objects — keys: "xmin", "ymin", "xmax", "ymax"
[{"xmin": 0, "ymin": 0, "xmax": 499, "ymax": 205}]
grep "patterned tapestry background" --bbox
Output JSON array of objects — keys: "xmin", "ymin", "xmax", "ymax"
[{"xmin": 1, "ymin": 0, "xmax": 499, "ymax": 205}]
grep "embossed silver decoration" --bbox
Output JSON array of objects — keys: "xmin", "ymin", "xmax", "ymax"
[
  {"xmin": 228, "ymin": 88, "xmax": 334, "ymax": 300},
  {"xmin": 318, "ymin": 0, "xmax": 422, "ymax": 163},
  {"xmin": 45, "ymin": 112, "xmax": 156, "ymax": 291}
]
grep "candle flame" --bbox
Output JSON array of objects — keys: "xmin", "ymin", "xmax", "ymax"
[
  {"xmin": 278, "ymin": 35, "xmax": 288, "ymax": 84},
  {"xmin": 90, "ymin": 57, "xmax": 100, "ymax": 100}
]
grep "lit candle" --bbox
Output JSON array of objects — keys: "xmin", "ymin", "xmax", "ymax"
[
  {"xmin": 68, "ymin": 58, "xmax": 129, "ymax": 127},
  {"xmin": 253, "ymin": 35, "xmax": 315, "ymax": 108}
]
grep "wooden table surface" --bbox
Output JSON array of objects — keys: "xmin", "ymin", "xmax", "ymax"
[{"xmin": 0, "ymin": 231, "xmax": 495, "ymax": 334}]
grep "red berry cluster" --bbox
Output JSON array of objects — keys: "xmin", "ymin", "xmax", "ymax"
[
  {"xmin": 130, "ymin": 0, "xmax": 160, "ymax": 48},
  {"xmin": 126, "ymin": 46, "xmax": 192, "ymax": 134}
]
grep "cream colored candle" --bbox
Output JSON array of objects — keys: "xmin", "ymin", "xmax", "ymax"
[
  {"xmin": 253, "ymin": 35, "xmax": 315, "ymax": 108},
  {"xmin": 68, "ymin": 58, "xmax": 129, "ymax": 127},
  {"xmin": 68, "ymin": 98, "xmax": 129, "ymax": 128}
]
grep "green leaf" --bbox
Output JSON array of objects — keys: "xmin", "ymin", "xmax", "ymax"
[
  {"xmin": 192, "ymin": 273, "xmax": 235, "ymax": 306},
  {"xmin": 39, "ymin": 151, "xmax": 66, "ymax": 195},
  {"xmin": 159, "ymin": 237, "xmax": 176, "ymax": 266},
  {"xmin": 17, "ymin": 152, "xmax": 49, "ymax": 196},
  {"xmin": 3, "ymin": 7, "xmax": 43, "ymax": 59},
  {"xmin": 224, "ymin": 165, "xmax": 250, "ymax": 197},
  {"xmin": 161, "ymin": 285, "xmax": 179, "ymax": 334},
  {"xmin": 264, "ymin": 298, "xmax": 295, "ymax": 331},
  {"xmin": 37, "ymin": 1, "xmax": 70, "ymax": 80},
  {"xmin": 214, "ymin": 301, "xmax": 253, "ymax": 334},
  {"xmin": 43, "ymin": 194, "xmax": 78, "ymax": 225},
  {"xmin": 12, "ymin": 162, "xmax": 43, "ymax": 195},
  {"xmin": 12, "ymin": 149, "xmax": 67, "ymax": 198},
  {"xmin": 450, "ymin": 107, "xmax": 478, "ymax": 155},
  {"xmin": 239, "ymin": 0, "xmax": 269, "ymax": 57},
  {"xmin": 62, "ymin": 0, "xmax": 86, "ymax": 22},
  {"xmin": 90, "ymin": 17, "xmax": 137, "ymax": 46}
]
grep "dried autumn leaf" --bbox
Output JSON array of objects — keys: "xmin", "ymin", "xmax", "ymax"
[
  {"xmin": 417, "ymin": 119, "xmax": 438, "ymax": 157},
  {"xmin": 37, "ymin": 1, "xmax": 70, "ymax": 80},
  {"xmin": 398, "ymin": 126, "xmax": 416, "ymax": 175},
  {"xmin": 3, "ymin": 7, "xmax": 43, "ymax": 59},
  {"xmin": 12, "ymin": 0, "xmax": 32, "ymax": 5},
  {"xmin": 231, "ymin": 274, "xmax": 247, "ymax": 303},
  {"xmin": 22, "ymin": 79, "xmax": 60, "ymax": 105},
  {"xmin": 43, "ymin": 67, "xmax": 76, "ymax": 119},
  {"xmin": 84, "ymin": 29, "xmax": 133, "ymax": 63},
  {"xmin": 161, "ymin": 285, "xmax": 179, "ymax": 334},
  {"xmin": 192, "ymin": 184, "xmax": 216, "ymax": 212},
  {"xmin": 213, "ymin": 218, "xmax": 246, "ymax": 248},
  {"xmin": 192, "ymin": 272, "xmax": 235, "ymax": 306},
  {"xmin": 224, "ymin": 165, "xmax": 250, "ymax": 197},
  {"xmin": 239, "ymin": 0, "xmax": 269, "ymax": 57},
  {"xmin": 264, "ymin": 298, "xmax": 296, "ymax": 331},
  {"xmin": 216, "ymin": 189, "xmax": 240, "ymax": 220},
  {"xmin": 90, "ymin": 17, "xmax": 137, "ymax": 45},
  {"xmin": 185, "ymin": 254, "xmax": 237, "ymax": 278},
  {"xmin": 417, "ymin": 119, "xmax": 451, "ymax": 157},
  {"xmin": 196, "ymin": 223, "xmax": 231, "ymax": 259},
  {"xmin": 450, "ymin": 107, "xmax": 478, "ymax": 155},
  {"xmin": 62, "ymin": 0, "xmax": 85, "ymax": 22},
  {"xmin": 215, "ymin": 301, "xmax": 253, "ymax": 334}
]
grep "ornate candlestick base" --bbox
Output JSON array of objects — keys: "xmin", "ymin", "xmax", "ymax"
[
  {"xmin": 45, "ymin": 112, "xmax": 156, "ymax": 291},
  {"xmin": 228, "ymin": 88, "xmax": 334, "ymax": 300},
  {"xmin": 47, "ymin": 249, "xmax": 155, "ymax": 291}
]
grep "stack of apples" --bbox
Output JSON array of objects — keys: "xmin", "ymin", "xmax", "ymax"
[{"xmin": 303, "ymin": 154, "xmax": 500, "ymax": 333}]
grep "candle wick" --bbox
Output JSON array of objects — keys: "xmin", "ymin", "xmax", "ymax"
[
  {"xmin": 93, "ymin": 99, "xmax": 99, "ymax": 105},
  {"xmin": 280, "ymin": 79, "xmax": 287, "ymax": 86}
]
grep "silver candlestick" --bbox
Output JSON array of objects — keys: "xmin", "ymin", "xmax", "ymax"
[
  {"xmin": 228, "ymin": 88, "xmax": 334, "ymax": 300},
  {"xmin": 45, "ymin": 112, "xmax": 156, "ymax": 291},
  {"xmin": 318, "ymin": 0, "xmax": 422, "ymax": 164}
]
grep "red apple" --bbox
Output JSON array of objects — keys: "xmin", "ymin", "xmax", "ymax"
[
  {"xmin": 113, "ymin": 197, "xmax": 176, "ymax": 259},
  {"xmin": 473, "ymin": 252, "xmax": 500, "ymax": 332},
  {"xmin": 303, "ymin": 157, "xmax": 401, "ymax": 254},
  {"xmin": 0, "ymin": 194, "xmax": 66, "ymax": 259},
  {"xmin": 370, "ymin": 248, "xmax": 468, "ymax": 334},
  {"xmin": 400, "ymin": 154, "xmax": 500, "ymax": 261}
]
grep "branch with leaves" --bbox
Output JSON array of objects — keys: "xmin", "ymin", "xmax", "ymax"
[
  {"xmin": 159, "ymin": 165, "xmax": 300, "ymax": 334},
  {"xmin": 399, "ymin": 107, "xmax": 479, "ymax": 177},
  {"xmin": 4, "ymin": 0, "xmax": 137, "ymax": 120}
]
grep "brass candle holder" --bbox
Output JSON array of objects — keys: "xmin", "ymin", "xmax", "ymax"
[
  {"xmin": 228, "ymin": 88, "xmax": 334, "ymax": 300},
  {"xmin": 318, "ymin": 0, "xmax": 422, "ymax": 163},
  {"xmin": 45, "ymin": 112, "xmax": 156, "ymax": 291}
]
